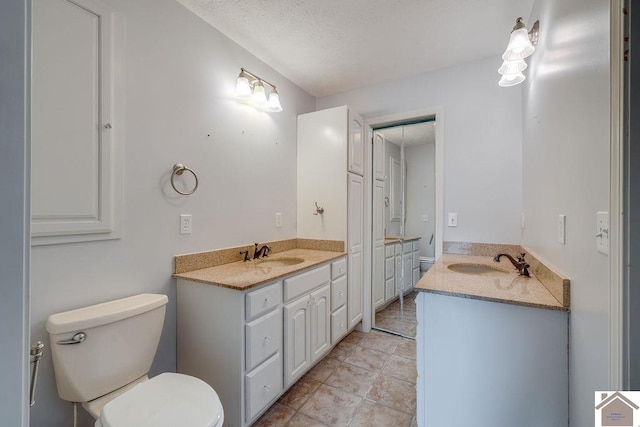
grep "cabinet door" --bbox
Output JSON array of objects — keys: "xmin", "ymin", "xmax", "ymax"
[
  {"xmin": 348, "ymin": 110, "xmax": 365, "ymax": 176},
  {"xmin": 395, "ymin": 255, "xmax": 402, "ymax": 296},
  {"xmin": 284, "ymin": 296, "xmax": 310, "ymax": 387},
  {"xmin": 373, "ymin": 132, "xmax": 385, "ymax": 181},
  {"xmin": 310, "ymin": 285, "xmax": 331, "ymax": 364},
  {"xmin": 348, "ymin": 173, "xmax": 364, "ymax": 329},
  {"xmin": 373, "ymin": 179, "xmax": 385, "ymax": 309},
  {"xmin": 404, "ymin": 255, "xmax": 413, "ymax": 292}
]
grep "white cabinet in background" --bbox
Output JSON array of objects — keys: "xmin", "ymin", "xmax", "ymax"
[
  {"xmin": 348, "ymin": 110, "xmax": 365, "ymax": 176},
  {"xmin": 373, "ymin": 180, "xmax": 385, "ymax": 309},
  {"xmin": 330, "ymin": 257, "xmax": 348, "ymax": 343},
  {"xmin": 310, "ymin": 285, "xmax": 331, "ymax": 363},
  {"xmin": 373, "ymin": 132, "xmax": 386, "ymax": 181},
  {"xmin": 284, "ymin": 294, "xmax": 311, "ymax": 386},
  {"xmin": 348, "ymin": 173, "xmax": 364, "ymax": 329}
]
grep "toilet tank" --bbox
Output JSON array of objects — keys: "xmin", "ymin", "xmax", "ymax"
[{"xmin": 46, "ymin": 294, "xmax": 168, "ymax": 403}]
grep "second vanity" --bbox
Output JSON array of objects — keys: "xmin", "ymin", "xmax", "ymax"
[
  {"xmin": 414, "ymin": 243, "xmax": 570, "ymax": 427},
  {"xmin": 173, "ymin": 240, "xmax": 348, "ymax": 427}
]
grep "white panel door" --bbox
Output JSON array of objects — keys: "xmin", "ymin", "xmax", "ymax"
[
  {"xmin": 284, "ymin": 296, "xmax": 310, "ymax": 387},
  {"xmin": 373, "ymin": 179, "xmax": 385, "ymax": 309},
  {"xmin": 348, "ymin": 110, "xmax": 364, "ymax": 176},
  {"xmin": 348, "ymin": 173, "xmax": 364, "ymax": 328},
  {"xmin": 32, "ymin": 0, "xmax": 117, "ymax": 242},
  {"xmin": 373, "ymin": 132, "xmax": 385, "ymax": 181},
  {"xmin": 310, "ymin": 284, "xmax": 331, "ymax": 363},
  {"xmin": 404, "ymin": 254, "xmax": 413, "ymax": 292}
]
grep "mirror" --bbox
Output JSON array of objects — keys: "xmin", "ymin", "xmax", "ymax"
[{"xmin": 372, "ymin": 120, "xmax": 436, "ymax": 338}]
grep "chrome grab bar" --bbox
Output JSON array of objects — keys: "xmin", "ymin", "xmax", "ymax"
[{"xmin": 56, "ymin": 332, "xmax": 86, "ymax": 345}]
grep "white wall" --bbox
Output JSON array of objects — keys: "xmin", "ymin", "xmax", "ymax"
[
  {"xmin": 0, "ymin": 0, "xmax": 30, "ymax": 425},
  {"xmin": 29, "ymin": 0, "xmax": 315, "ymax": 425},
  {"xmin": 521, "ymin": 1, "xmax": 611, "ymax": 425},
  {"xmin": 405, "ymin": 143, "xmax": 436, "ymax": 257},
  {"xmin": 318, "ymin": 57, "xmax": 523, "ymax": 244}
]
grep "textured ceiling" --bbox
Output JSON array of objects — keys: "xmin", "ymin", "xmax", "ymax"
[{"xmin": 177, "ymin": 0, "xmax": 534, "ymax": 97}]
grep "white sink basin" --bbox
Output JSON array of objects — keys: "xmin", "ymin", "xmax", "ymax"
[
  {"xmin": 256, "ymin": 257, "xmax": 305, "ymax": 268},
  {"xmin": 447, "ymin": 263, "xmax": 509, "ymax": 277}
]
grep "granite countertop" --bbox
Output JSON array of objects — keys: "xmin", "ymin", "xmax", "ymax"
[
  {"xmin": 384, "ymin": 236, "xmax": 420, "ymax": 245},
  {"xmin": 415, "ymin": 254, "xmax": 567, "ymax": 311},
  {"xmin": 173, "ymin": 248, "xmax": 345, "ymax": 291}
]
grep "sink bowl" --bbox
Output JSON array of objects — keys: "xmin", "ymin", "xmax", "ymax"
[
  {"xmin": 447, "ymin": 263, "xmax": 509, "ymax": 277},
  {"xmin": 256, "ymin": 257, "xmax": 305, "ymax": 268}
]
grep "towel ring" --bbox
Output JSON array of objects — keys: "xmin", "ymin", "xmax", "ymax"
[{"xmin": 171, "ymin": 163, "xmax": 198, "ymax": 195}]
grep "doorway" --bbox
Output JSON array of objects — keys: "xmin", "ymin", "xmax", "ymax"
[{"xmin": 365, "ymin": 108, "xmax": 444, "ymax": 339}]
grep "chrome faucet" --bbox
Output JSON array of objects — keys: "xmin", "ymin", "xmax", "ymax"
[
  {"xmin": 253, "ymin": 243, "xmax": 271, "ymax": 259},
  {"xmin": 493, "ymin": 252, "xmax": 530, "ymax": 277}
]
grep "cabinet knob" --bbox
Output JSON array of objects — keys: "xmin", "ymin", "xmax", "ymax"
[
  {"xmin": 264, "ymin": 296, "xmax": 271, "ymax": 303},
  {"xmin": 340, "ymin": 323, "xmax": 344, "ymax": 328},
  {"xmin": 263, "ymin": 385, "xmax": 271, "ymax": 392},
  {"xmin": 264, "ymin": 336, "xmax": 272, "ymax": 343},
  {"xmin": 339, "ymin": 292, "xmax": 343, "ymax": 297}
]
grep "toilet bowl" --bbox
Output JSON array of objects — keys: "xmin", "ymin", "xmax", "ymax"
[
  {"xmin": 46, "ymin": 294, "xmax": 223, "ymax": 427},
  {"xmin": 420, "ymin": 256, "xmax": 435, "ymax": 277}
]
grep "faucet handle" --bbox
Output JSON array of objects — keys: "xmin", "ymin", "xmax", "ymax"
[
  {"xmin": 240, "ymin": 250, "xmax": 250, "ymax": 262},
  {"xmin": 518, "ymin": 253, "xmax": 527, "ymax": 262}
]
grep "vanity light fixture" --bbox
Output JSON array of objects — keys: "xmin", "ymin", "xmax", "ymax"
[
  {"xmin": 235, "ymin": 68, "xmax": 283, "ymax": 112},
  {"xmin": 498, "ymin": 18, "xmax": 539, "ymax": 87}
]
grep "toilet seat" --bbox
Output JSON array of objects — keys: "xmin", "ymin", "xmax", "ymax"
[{"xmin": 96, "ymin": 373, "xmax": 223, "ymax": 427}]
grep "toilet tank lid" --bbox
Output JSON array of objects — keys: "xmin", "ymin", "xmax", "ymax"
[{"xmin": 46, "ymin": 294, "xmax": 168, "ymax": 335}]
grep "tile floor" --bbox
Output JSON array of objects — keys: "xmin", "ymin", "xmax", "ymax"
[
  {"xmin": 253, "ymin": 330, "xmax": 417, "ymax": 427},
  {"xmin": 373, "ymin": 291, "xmax": 419, "ymax": 337}
]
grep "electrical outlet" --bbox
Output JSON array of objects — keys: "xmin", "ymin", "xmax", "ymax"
[
  {"xmin": 275, "ymin": 213, "xmax": 282, "ymax": 228},
  {"xmin": 448, "ymin": 213, "xmax": 457, "ymax": 227},
  {"xmin": 180, "ymin": 214, "xmax": 192, "ymax": 235},
  {"xmin": 558, "ymin": 214, "xmax": 566, "ymax": 245}
]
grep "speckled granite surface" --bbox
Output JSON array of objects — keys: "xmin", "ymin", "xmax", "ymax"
[
  {"xmin": 173, "ymin": 248, "xmax": 345, "ymax": 290},
  {"xmin": 415, "ymin": 254, "xmax": 568, "ymax": 311},
  {"xmin": 174, "ymin": 238, "xmax": 344, "ymax": 275},
  {"xmin": 441, "ymin": 241, "xmax": 570, "ymax": 309}
]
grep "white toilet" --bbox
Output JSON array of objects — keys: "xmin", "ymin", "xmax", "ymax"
[
  {"xmin": 46, "ymin": 294, "xmax": 224, "ymax": 427},
  {"xmin": 419, "ymin": 256, "xmax": 435, "ymax": 277}
]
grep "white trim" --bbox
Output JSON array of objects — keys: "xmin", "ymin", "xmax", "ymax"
[
  {"xmin": 610, "ymin": 0, "xmax": 624, "ymax": 391},
  {"xmin": 364, "ymin": 106, "xmax": 445, "ymax": 330},
  {"xmin": 361, "ymin": 125, "xmax": 373, "ymax": 332}
]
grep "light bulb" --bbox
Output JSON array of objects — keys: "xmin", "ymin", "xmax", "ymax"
[
  {"xmin": 498, "ymin": 59, "xmax": 527, "ymax": 75},
  {"xmin": 235, "ymin": 73, "xmax": 252, "ymax": 99},
  {"xmin": 252, "ymin": 81, "xmax": 267, "ymax": 106},
  {"xmin": 498, "ymin": 72, "xmax": 526, "ymax": 87},
  {"xmin": 268, "ymin": 90, "xmax": 283, "ymax": 112},
  {"xmin": 502, "ymin": 27, "xmax": 535, "ymax": 61}
]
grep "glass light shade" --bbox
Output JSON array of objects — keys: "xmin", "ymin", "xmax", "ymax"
[
  {"xmin": 252, "ymin": 81, "xmax": 268, "ymax": 106},
  {"xmin": 235, "ymin": 76, "xmax": 252, "ymax": 99},
  {"xmin": 268, "ymin": 91, "xmax": 283, "ymax": 112},
  {"xmin": 502, "ymin": 27, "xmax": 535, "ymax": 60},
  {"xmin": 498, "ymin": 59, "xmax": 527, "ymax": 75},
  {"xmin": 498, "ymin": 72, "xmax": 526, "ymax": 87}
]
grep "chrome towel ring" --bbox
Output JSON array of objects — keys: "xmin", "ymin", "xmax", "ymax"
[{"xmin": 171, "ymin": 163, "xmax": 198, "ymax": 195}]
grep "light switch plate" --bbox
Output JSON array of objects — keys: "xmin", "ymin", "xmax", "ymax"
[
  {"xmin": 180, "ymin": 214, "xmax": 192, "ymax": 235},
  {"xmin": 596, "ymin": 211, "xmax": 609, "ymax": 255},
  {"xmin": 558, "ymin": 214, "xmax": 566, "ymax": 245},
  {"xmin": 448, "ymin": 213, "xmax": 457, "ymax": 227}
]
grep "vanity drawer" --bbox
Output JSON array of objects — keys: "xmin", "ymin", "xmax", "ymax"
[
  {"xmin": 394, "ymin": 243, "xmax": 402, "ymax": 256},
  {"xmin": 284, "ymin": 265, "xmax": 330, "ymax": 302},
  {"xmin": 413, "ymin": 251, "xmax": 420, "ymax": 267},
  {"xmin": 246, "ymin": 282, "xmax": 281, "ymax": 321},
  {"xmin": 331, "ymin": 258, "xmax": 347, "ymax": 279},
  {"xmin": 245, "ymin": 352, "xmax": 283, "ymax": 422},
  {"xmin": 413, "ymin": 240, "xmax": 420, "ymax": 251},
  {"xmin": 385, "ymin": 257, "xmax": 395, "ymax": 279},
  {"xmin": 384, "ymin": 245, "xmax": 395, "ymax": 258},
  {"xmin": 331, "ymin": 275, "xmax": 347, "ymax": 311},
  {"xmin": 331, "ymin": 305, "xmax": 348, "ymax": 343},
  {"xmin": 245, "ymin": 309, "xmax": 281, "ymax": 371}
]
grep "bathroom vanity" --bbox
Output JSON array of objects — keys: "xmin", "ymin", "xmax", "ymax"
[
  {"xmin": 174, "ymin": 242, "xmax": 348, "ymax": 427},
  {"xmin": 415, "ymin": 249, "xmax": 570, "ymax": 427}
]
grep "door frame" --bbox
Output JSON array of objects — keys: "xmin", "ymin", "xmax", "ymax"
[{"xmin": 362, "ymin": 106, "xmax": 445, "ymax": 332}]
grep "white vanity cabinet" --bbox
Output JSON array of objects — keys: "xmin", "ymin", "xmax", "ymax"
[
  {"xmin": 283, "ymin": 265, "xmax": 332, "ymax": 387},
  {"xmin": 177, "ymin": 257, "xmax": 347, "ymax": 427}
]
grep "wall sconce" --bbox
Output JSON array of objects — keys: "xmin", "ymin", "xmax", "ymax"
[
  {"xmin": 235, "ymin": 68, "xmax": 283, "ymax": 112},
  {"xmin": 498, "ymin": 18, "xmax": 539, "ymax": 87}
]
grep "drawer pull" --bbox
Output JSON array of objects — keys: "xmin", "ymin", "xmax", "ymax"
[
  {"xmin": 263, "ymin": 385, "xmax": 271, "ymax": 392},
  {"xmin": 338, "ymin": 292, "xmax": 343, "ymax": 297},
  {"xmin": 263, "ymin": 336, "xmax": 272, "ymax": 343},
  {"xmin": 264, "ymin": 296, "xmax": 271, "ymax": 303}
]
